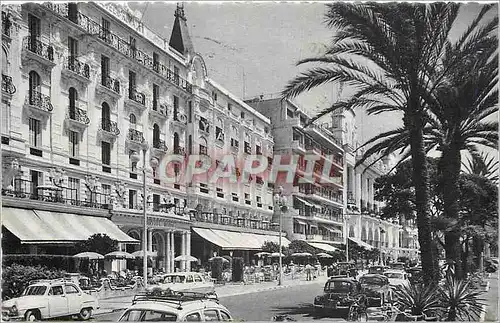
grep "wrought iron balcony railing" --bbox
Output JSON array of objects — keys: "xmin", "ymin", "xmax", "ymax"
[
  {"xmin": 26, "ymin": 90, "xmax": 53, "ymax": 112},
  {"xmin": 127, "ymin": 129, "xmax": 145, "ymax": 143},
  {"xmin": 23, "ymin": 37, "xmax": 54, "ymax": 62},
  {"xmin": 65, "ymin": 56, "xmax": 90, "ymax": 79},
  {"xmin": 173, "ymin": 147, "xmax": 185, "ymax": 155},
  {"xmin": 2, "ymin": 11, "xmax": 12, "ymax": 38},
  {"xmin": 101, "ymin": 75, "xmax": 121, "ymax": 94},
  {"xmin": 128, "ymin": 88, "xmax": 146, "ymax": 106},
  {"xmin": 2, "ymin": 74, "xmax": 15, "ymax": 94},
  {"xmin": 68, "ymin": 107, "xmax": 90, "ymax": 124},
  {"xmin": 152, "ymin": 139, "xmax": 168, "ymax": 152},
  {"xmin": 100, "ymin": 118, "xmax": 120, "ymax": 135}
]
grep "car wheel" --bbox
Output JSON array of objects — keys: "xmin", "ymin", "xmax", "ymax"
[
  {"xmin": 357, "ymin": 313, "xmax": 368, "ymax": 322},
  {"xmin": 24, "ymin": 310, "xmax": 39, "ymax": 321},
  {"xmin": 78, "ymin": 308, "xmax": 93, "ymax": 321}
]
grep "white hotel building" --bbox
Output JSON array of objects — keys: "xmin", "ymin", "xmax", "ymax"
[{"xmin": 1, "ymin": 2, "xmax": 286, "ymax": 272}]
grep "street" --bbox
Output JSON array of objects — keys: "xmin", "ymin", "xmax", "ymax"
[{"xmin": 93, "ymin": 280, "xmax": 348, "ymax": 321}]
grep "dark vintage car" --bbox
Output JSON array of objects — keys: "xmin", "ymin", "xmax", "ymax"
[
  {"xmin": 359, "ymin": 274, "xmax": 393, "ymax": 307},
  {"xmin": 335, "ymin": 262, "xmax": 358, "ymax": 277},
  {"xmin": 368, "ymin": 265, "xmax": 389, "ymax": 275},
  {"xmin": 313, "ymin": 277, "xmax": 365, "ymax": 314},
  {"xmin": 389, "ymin": 262, "xmax": 407, "ymax": 271}
]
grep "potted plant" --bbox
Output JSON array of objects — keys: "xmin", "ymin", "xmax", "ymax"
[{"xmin": 438, "ymin": 273, "xmax": 485, "ymax": 321}]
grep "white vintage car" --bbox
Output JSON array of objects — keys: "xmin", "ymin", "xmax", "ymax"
[
  {"xmin": 383, "ymin": 270, "xmax": 410, "ymax": 288},
  {"xmin": 147, "ymin": 272, "xmax": 215, "ymax": 294},
  {"xmin": 2, "ymin": 279, "xmax": 99, "ymax": 321}
]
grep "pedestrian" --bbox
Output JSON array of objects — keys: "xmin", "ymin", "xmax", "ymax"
[{"xmin": 305, "ymin": 263, "xmax": 312, "ymax": 281}]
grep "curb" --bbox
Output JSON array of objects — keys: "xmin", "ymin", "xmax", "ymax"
[{"xmin": 479, "ymin": 304, "xmax": 487, "ymax": 322}]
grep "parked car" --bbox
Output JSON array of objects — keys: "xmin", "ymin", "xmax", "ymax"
[
  {"xmin": 2, "ymin": 279, "xmax": 99, "ymax": 321},
  {"xmin": 313, "ymin": 277, "xmax": 365, "ymax": 315},
  {"xmin": 406, "ymin": 266, "xmax": 423, "ymax": 284},
  {"xmin": 118, "ymin": 291, "xmax": 232, "ymax": 322},
  {"xmin": 358, "ymin": 274, "xmax": 393, "ymax": 307},
  {"xmin": 389, "ymin": 262, "xmax": 407, "ymax": 272},
  {"xmin": 383, "ymin": 270, "xmax": 410, "ymax": 288},
  {"xmin": 146, "ymin": 272, "xmax": 215, "ymax": 294},
  {"xmin": 368, "ymin": 265, "xmax": 389, "ymax": 275},
  {"xmin": 335, "ymin": 262, "xmax": 358, "ymax": 277}
]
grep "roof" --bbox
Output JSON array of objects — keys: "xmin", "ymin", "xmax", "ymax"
[
  {"xmin": 383, "ymin": 270, "xmax": 406, "ymax": 274},
  {"xmin": 360, "ymin": 274, "xmax": 387, "ymax": 279},
  {"xmin": 127, "ymin": 299, "xmax": 222, "ymax": 313},
  {"xmin": 327, "ymin": 277, "xmax": 357, "ymax": 282}
]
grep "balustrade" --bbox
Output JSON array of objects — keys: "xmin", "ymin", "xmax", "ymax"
[
  {"xmin": 153, "ymin": 139, "xmax": 168, "ymax": 152},
  {"xmin": 23, "ymin": 37, "xmax": 54, "ymax": 61},
  {"xmin": 68, "ymin": 107, "xmax": 90, "ymax": 124},
  {"xmin": 26, "ymin": 90, "xmax": 53, "ymax": 112},
  {"xmin": 100, "ymin": 119, "xmax": 120, "ymax": 135},
  {"xmin": 127, "ymin": 129, "xmax": 146, "ymax": 143},
  {"xmin": 1, "ymin": 74, "xmax": 15, "ymax": 94},
  {"xmin": 2, "ymin": 11, "xmax": 12, "ymax": 37},
  {"xmin": 128, "ymin": 88, "xmax": 146, "ymax": 106},
  {"xmin": 65, "ymin": 56, "xmax": 90, "ymax": 79},
  {"xmin": 101, "ymin": 75, "xmax": 121, "ymax": 94}
]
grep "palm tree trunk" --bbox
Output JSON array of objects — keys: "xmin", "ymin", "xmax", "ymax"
[
  {"xmin": 462, "ymin": 237, "xmax": 469, "ymax": 275},
  {"xmin": 440, "ymin": 141, "xmax": 464, "ymax": 279},
  {"xmin": 407, "ymin": 109, "xmax": 438, "ymax": 285}
]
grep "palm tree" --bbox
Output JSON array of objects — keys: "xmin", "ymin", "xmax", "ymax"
[
  {"xmin": 463, "ymin": 152, "xmax": 499, "ymax": 183},
  {"xmin": 282, "ymin": 3, "xmax": 496, "ymax": 284}
]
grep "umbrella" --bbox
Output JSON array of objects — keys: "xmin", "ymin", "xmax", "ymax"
[
  {"xmin": 270, "ymin": 252, "xmax": 285, "ymax": 257},
  {"xmin": 255, "ymin": 252, "xmax": 270, "ymax": 258},
  {"xmin": 222, "ymin": 255, "xmax": 232, "ymax": 262},
  {"xmin": 209, "ymin": 256, "xmax": 229, "ymax": 263},
  {"xmin": 316, "ymin": 253, "xmax": 334, "ymax": 258},
  {"xmin": 105, "ymin": 251, "xmax": 135, "ymax": 259},
  {"xmin": 73, "ymin": 252, "xmax": 104, "ymax": 260},
  {"xmin": 290, "ymin": 252, "xmax": 313, "ymax": 257},
  {"xmin": 174, "ymin": 255, "xmax": 198, "ymax": 262},
  {"xmin": 131, "ymin": 250, "xmax": 158, "ymax": 258}
]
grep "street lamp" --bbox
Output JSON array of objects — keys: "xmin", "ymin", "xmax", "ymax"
[
  {"xmin": 142, "ymin": 148, "xmax": 148, "ymax": 289},
  {"xmin": 273, "ymin": 186, "xmax": 287, "ymax": 286}
]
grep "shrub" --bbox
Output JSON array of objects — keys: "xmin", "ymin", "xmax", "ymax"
[
  {"xmin": 2, "ymin": 264, "xmax": 66, "ymax": 300},
  {"xmin": 394, "ymin": 282, "xmax": 441, "ymax": 316},
  {"xmin": 3, "ymin": 255, "xmax": 75, "ymax": 271},
  {"xmin": 438, "ymin": 274, "xmax": 485, "ymax": 321}
]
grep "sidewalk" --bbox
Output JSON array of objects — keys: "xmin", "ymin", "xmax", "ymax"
[
  {"xmin": 482, "ymin": 275, "xmax": 498, "ymax": 322},
  {"xmin": 94, "ymin": 275, "xmax": 328, "ymax": 316}
]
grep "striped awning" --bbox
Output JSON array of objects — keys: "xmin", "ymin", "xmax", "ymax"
[
  {"xmin": 193, "ymin": 227, "xmax": 291, "ymax": 250},
  {"xmin": 349, "ymin": 237, "xmax": 374, "ymax": 250},
  {"xmin": 320, "ymin": 224, "xmax": 343, "ymax": 234},
  {"xmin": 294, "ymin": 196, "xmax": 313, "ymax": 207},
  {"xmin": 307, "ymin": 242, "xmax": 339, "ymax": 252},
  {"xmin": 294, "ymin": 219, "xmax": 307, "ymax": 226},
  {"xmin": 2, "ymin": 208, "xmax": 138, "ymax": 244}
]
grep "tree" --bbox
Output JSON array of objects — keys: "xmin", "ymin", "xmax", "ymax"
[
  {"xmin": 282, "ymin": 3, "xmax": 494, "ymax": 284},
  {"xmin": 74, "ymin": 233, "xmax": 119, "ymax": 255},
  {"xmin": 261, "ymin": 241, "xmax": 289, "ymax": 255},
  {"xmin": 463, "ymin": 152, "xmax": 499, "ymax": 184},
  {"xmin": 287, "ymin": 240, "xmax": 316, "ymax": 255}
]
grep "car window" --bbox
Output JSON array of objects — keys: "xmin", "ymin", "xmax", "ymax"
[
  {"xmin": 165, "ymin": 275, "xmax": 185, "ymax": 283},
  {"xmin": 204, "ymin": 310, "xmax": 219, "ymax": 321},
  {"xmin": 23, "ymin": 286, "xmax": 47, "ymax": 296},
  {"xmin": 194, "ymin": 275, "xmax": 203, "ymax": 282},
  {"xmin": 325, "ymin": 281, "xmax": 352, "ymax": 291},
  {"xmin": 219, "ymin": 311, "xmax": 232, "ymax": 321},
  {"xmin": 119, "ymin": 310, "xmax": 177, "ymax": 322},
  {"xmin": 186, "ymin": 275, "xmax": 194, "ymax": 283},
  {"xmin": 49, "ymin": 286, "xmax": 64, "ymax": 296},
  {"xmin": 65, "ymin": 284, "xmax": 79, "ymax": 294},
  {"xmin": 185, "ymin": 312, "xmax": 202, "ymax": 321}
]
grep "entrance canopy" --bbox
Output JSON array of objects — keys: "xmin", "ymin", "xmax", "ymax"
[
  {"xmin": 348, "ymin": 237, "xmax": 374, "ymax": 250},
  {"xmin": 2, "ymin": 207, "xmax": 138, "ymax": 244},
  {"xmin": 193, "ymin": 227, "xmax": 291, "ymax": 250}
]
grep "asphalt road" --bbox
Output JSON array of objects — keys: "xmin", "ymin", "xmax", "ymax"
[{"xmin": 93, "ymin": 281, "xmax": 347, "ymax": 321}]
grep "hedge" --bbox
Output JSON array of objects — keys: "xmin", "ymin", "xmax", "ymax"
[
  {"xmin": 2, "ymin": 264, "xmax": 67, "ymax": 300},
  {"xmin": 3, "ymin": 254, "xmax": 77, "ymax": 271}
]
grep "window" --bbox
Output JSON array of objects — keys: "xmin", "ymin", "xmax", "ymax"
[
  {"xmin": 129, "ymin": 113, "xmax": 137, "ymax": 125},
  {"xmin": 129, "ymin": 190, "xmax": 137, "ymax": 209},
  {"xmin": 102, "ymin": 184, "xmax": 111, "ymax": 197},
  {"xmin": 49, "ymin": 286, "xmax": 64, "ymax": 296},
  {"xmin": 215, "ymin": 126, "xmax": 224, "ymax": 141},
  {"xmin": 128, "ymin": 71, "xmax": 136, "ymax": 98},
  {"xmin": 287, "ymin": 108, "xmax": 294, "ymax": 118},
  {"xmin": 131, "ymin": 161, "xmax": 137, "ymax": 173},
  {"xmin": 245, "ymin": 193, "xmax": 251, "ymax": 205},
  {"xmin": 30, "ymin": 170, "xmax": 42, "ymax": 197},
  {"xmin": 153, "ymin": 194, "xmax": 160, "ymax": 211},
  {"xmin": 101, "ymin": 141, "xmax": 110, "ymax": 165},
  {"xmin": 188, "ymin": 135, "xmax": 192, "ymax": 154},
  {"xmin": 185, "ymin": 312, "xmax": 202, "ymax": 322},
  {"xmin": 2, "ymin": 104, "xmax": 9, "ymax": 134},
  {"xmin": 64, "ymin": 284, "xmax": 79, "ymax": 294},
  {"xmin": 29, "ymin": 118, "xmax": 41, "ymax": 147},
  {"xmin": 153, "ymin": 52, "xmax": 159, "ymax": 72},
  {"xmin": 101, "ymin": 102, "xmax": 110, "ymax": 130},
  {"xmin": 257, "ymin": 196, "xmax": 262, "ymax": 208},
  {"xmin": 240, "ymin": 112, "xmax": 245, "ymax": 119},
  {"xmin": 199, "ymin": 117, "xmax": 209, "ymax": 132},
  {"xmin": 68, "ymin": 36, "xmax": 78, "ymax": 64},
  {"xmin": 121, "ymin": 310, "xmax": 177, "ymax": 322},
  {"xmin": 173, "ymin": 66, "xmax": 180, "ymax": 85},
  {"xmin": 212, "ymin": 91, "xmax": 217, "ymax": 101},
  {"xmin": 194, "ymin": 275, "xmax": 202, "ymax": 282},
  {"xmin": 129, "ymin": 36, "xmax": 136, "ymax": 58},
  {"xmin": 216, "ymin": 187, "xmax": 224, "ymax": 198},
  {"xmin": 69, "ymin": 130, "xmax": 79, "ymax": 157},
  {"xmin": 256, "ymin": 145, "xmax": 262, "ymax": 155},
  {"xmin": 68, "ymin": 87, "xmax": 78, "ymax": 119},
  {"xmin": 153, "ymin": 124, "xmax": 160, "ymax": 146},
  {"xmin": 173, "ymin": 96, "xmax": 179, "ymax": 120},
  {"xmin": 101, "ymin": 18, "xmax": 110, "ymax": 42},
  {"xmin": 227, "ymin": 103, "xmax": 232, "ymax": 111},
  {"xmin": 200, "ymin": 183, "xmax": 209, "ymax": 194},
  {"xmin": 28, "ymin": 71, "xmax": 41, "ymax": 104},
  {"xmin": 188, "ymin": 101, "xmax": 192, "ymax": 123},
  {"xmin": 244, "ymin": 142, "xmax": 251, "ymax": 154},
  {"xmin": 231, "ymin": 192, "xmax": 239, "ymax": 202},
  {"xmin": 68, "ymin": 177, "xmax": 79, "ymax": 201},
  {"xmin": 203, "ymin": 310, "xmax": 219, "ymax": 322},
  {"xmin": 68, "ymin": 3, "xmax": 78, "ymax": 23},
  {"xmin": 28, "ymin": 14, "xmax": 41, "ymax": 40},
  {"xmin": 101, "ymin": 55, "xmax": 110, "ymax": 86},
  {"xmin": 153, "ymin": 84, "xmax": 159, "ymax": 110},
  {"xmin": 173, "ymin": 133, "xmax": 180, "ymax": 153},
  {"xmin": 186, "ymin": 275, "xmax": 194, "ymax": 283},
  {"xmin": 231, "ymin": 138, "xmax": 239, "ymax": 148}
]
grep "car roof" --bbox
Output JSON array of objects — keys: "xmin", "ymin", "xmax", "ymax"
[
  {"xmin": 384, "ymin": 270, "xmax": 405, "ymax": 274},
  {"xmin": 125, "ymin": 299, "xmax": 225, "ymax": 313},
  {"xmin": 327, "ymin": 277, "xmax": 357, "ymax": 282},
  {"xmin": 360, "ymin": 274, "xmax": 387, "ymax": 279}
]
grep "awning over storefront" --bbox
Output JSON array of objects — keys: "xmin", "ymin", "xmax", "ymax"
[
  {"xmin": 305, "ymin": 198, "xmax": 322, "ymax": 210},
  {"xmin": 307, "ymin": 242, "xmax": 339, "ymax": 252},
  {"xmin": 320, "ymin": 224, "xmax": 343, "ymax": 234},
  {"xmin": 193, "ymin": 227, "xmax": 291, "ymax": 250},
  {"xmin": 348, "ymin": 237, "xmax": 374, "ymax": 250},
  {"xmin": 294, "ymin": 196, "xmax": 313, "ymax": 207},
  {"xmin": 294, "ymin": 219, "xmax": 307, "ymax": 226},
  {"xmin": 2, "ymin": 208, "xmax": 138, "ymax": 244}
]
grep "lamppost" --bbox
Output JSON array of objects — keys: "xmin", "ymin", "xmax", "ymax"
[
  {"xmin": 273, "ymin": 186, "xmax": 287, "ymax": 286},
  {"xmin": 142, "ymin": 148, "xmax": 148, "ymax": 289}
]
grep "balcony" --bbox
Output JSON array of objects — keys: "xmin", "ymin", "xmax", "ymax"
[
  {"xmin": 170, "ymin": 113, "xmax": 187, "ymax": 130},
  {"xmin": 65, "ymin": 107, "xmax": 90, "ymax": 132},
  {"xmin": 305, "ymin": 123, "xmax": 342, "ymax": 149},
  {"xmin": 61, "ymin": 56, "xmax": 91, "ymax": 84},
  {"xmin": 22, "ymin": 37, "xmax": 55, "ymax": 68},
  {"xmin": 174, "ymin": 146, "xmax": 185, "ymax": 156},
  {"xmin": 98, "ymin": 118, "xmax": 120, "ymax": 142},
  {"xmin": 151, "ymin": 139, "xmax": 168, "ymax": 157},
  {"xmin": 149, "ymin": 102, "xmax": 168, "ymax": 123},
  {"xmin": 126, "ymin": 129, "xmax": 148, "ymax": 151},
  {"xmin": 2, "ymin": 178, "xmax": 111, "ymax": 210},
  {"xmin": 24, "ymin": 91, "xmax": 53, "ymax": 120},
  {"xmin": 2, "ymin": 74, "xmax": 16, "ymax": 98},
  {"xmin": 190, "ymin": 211, "xmax": 278, "ymax": 232},
  {"xmin": 196, "ymin": 87, "xmax": 213, "ymax": 107},
  {"xmin": 96, "ymin": 75, "xmax": 121, "ymax": 101},
  {"xmin": 2, "ymin": 11, "xmax": 12, "ymax": 42},
  {"xmin": 126, "ymin": 88, "xmax": 147, "ymax": 112},
  {"xmin": 291, "ymin": 140, "xmax": 305, "ymax": 152}
]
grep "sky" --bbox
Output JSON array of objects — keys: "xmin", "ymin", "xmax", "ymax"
[{"xmin": 129, "ymin": 2, "xmax": 497, "ymax": 158}]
